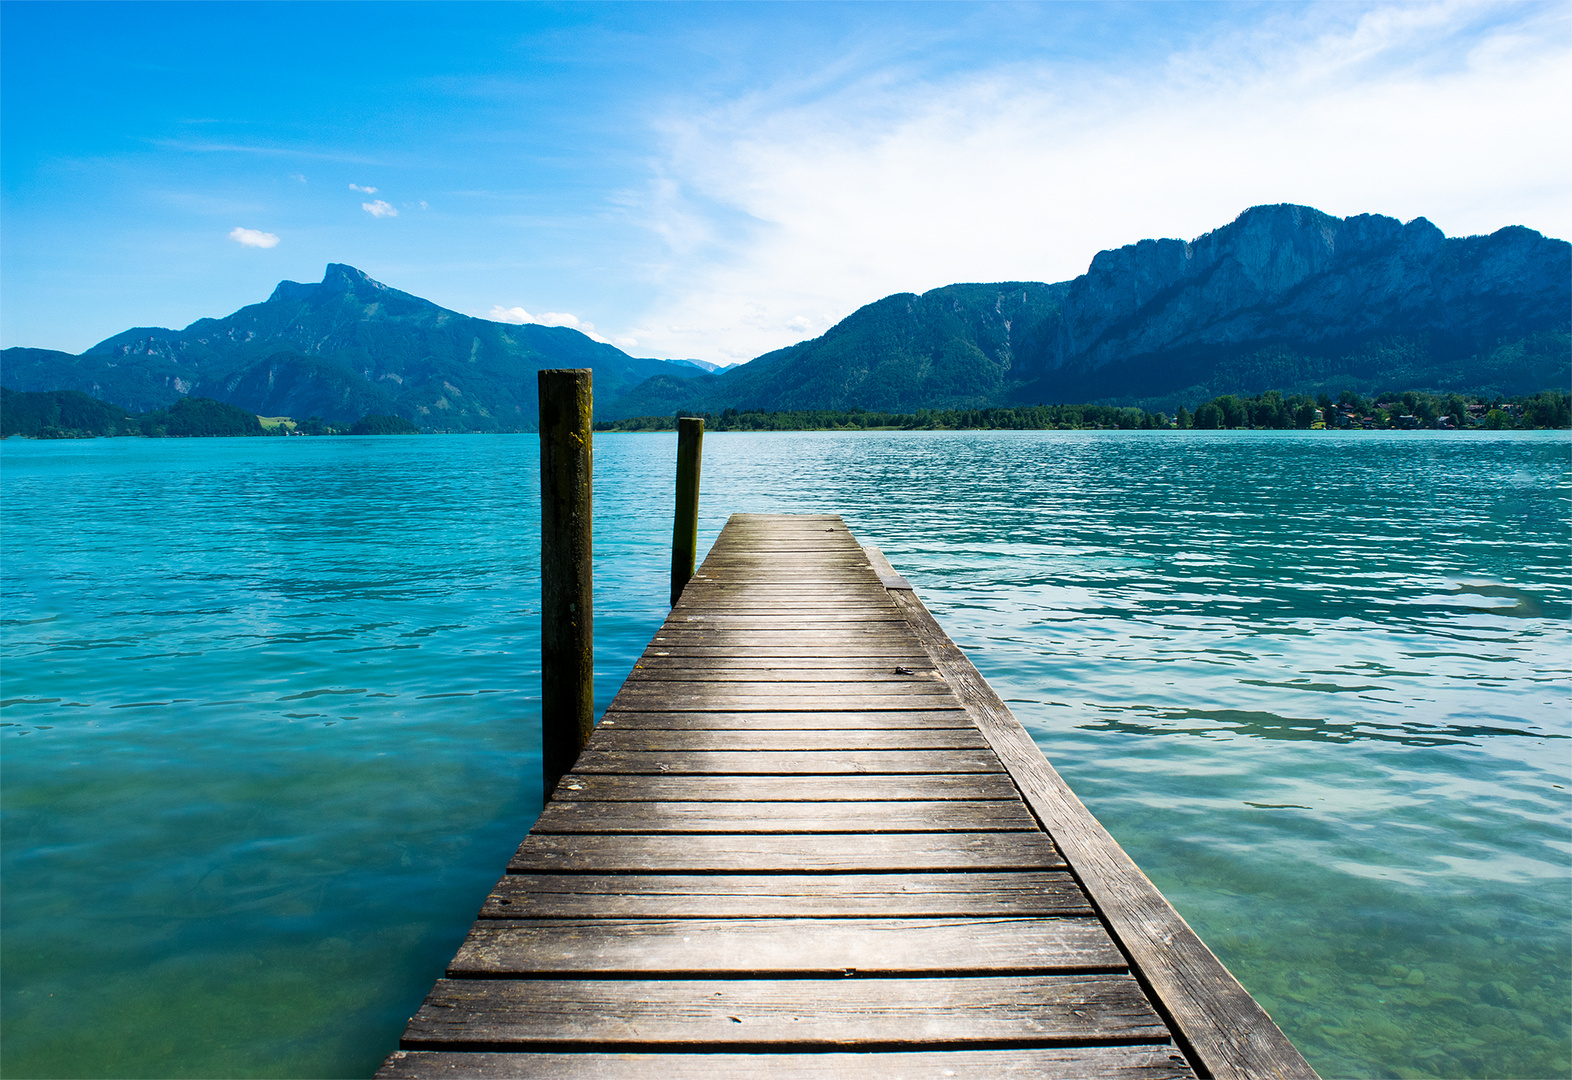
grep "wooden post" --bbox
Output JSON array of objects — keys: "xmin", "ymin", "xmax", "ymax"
[
  {"xmin": 670, "ymin": 416, "xmax": 704, "ymax": 606},
  {"xmin": 538, "ymin": 368, "xmax": 593, "ymax": 798}
]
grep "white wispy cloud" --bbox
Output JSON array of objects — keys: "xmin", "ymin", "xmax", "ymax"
[
  {"xmin": 349, "ymin": 183, "xmax": 378, "ymax": 193},
  {"xmin": 228, "ymin": 226, "xmax": 280, "ymax": 249},
  {"xmin": 488, "ymin": 305, "xmax": 611, "ymax": 344},
  {"xmin": 619, "ymin": 1, "xmax": 1572, "ymax": 365},
  {"xmin": 362, "ymin": 200, "xmax": 398, "ymax": 218}
]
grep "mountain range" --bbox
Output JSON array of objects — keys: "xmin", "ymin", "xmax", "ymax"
[
  {"xmin": 0, "ymin": 265, "xmax": 707, "ymax": 429},
  {"xmin": 3, "ymin": 204, "xmax": 1566, "ymax": 428}
]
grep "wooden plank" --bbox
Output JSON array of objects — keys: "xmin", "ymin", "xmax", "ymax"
[
  {"xmin": 569, "ymin": 750, "xmax": 1003, "ymax": 774},
  {"xmin": 595, "ymin": 712, "xmax": 973, "ymax": 731},
  {"xmin": 649, "ymin": 631, "xmax": 921, "ymax": 645},
  {"xmin": 617, "ymin": 676, "xmax": 950, "ymax": 692},
  {"xmin": 530, "ymin": 799, "xmax": 1037, "ymax": 834},
  {"xmin": 550, "ymin": 773, "xmax": 1023, "ymax": 801},
  {"xmin": 403, "ymin": 974, "xmax": 1162, "ymax": 1046},
  {"xmin": 482, "ymin": 871, "xmax": 1093, "ymax": 918},
  {"xmin": 627, "ymin": 658, "xmax": 940, "ymax": 672},
  {"xmin": 450, "ymin": 918, "xmax": 1126, "ymax": 975},
  {"xmin": 584, "ymin": 730, "xmax": 986, "ymax": 753},
  {"xmin": 509, "ymin": 832, "xmax": 1068, "ymax": 873},
  {"xmin": 623, "ymin": 669, "xmax": 946, "ymax": 683},
  {"xmin": 668, "ymin": 614, "xmax": 906, "ymax": 624},
  {"xmin": 612, "ymin": 682, "xmax": 959, "ymax": 699},
  {"xmin": 866, "ymin": 546, "xmax": 1318, "ymax": 1080},
  {"xmin": 378, "ymin": 1046, "xmax": 1197, "ymax": 1079},
  {"xmin": 602, "ymin": 698, "xmax": 964, "ymax": 715},
  {"xmin": 643, "ymin": 644, "xmax": 927, "ymax": 654}
]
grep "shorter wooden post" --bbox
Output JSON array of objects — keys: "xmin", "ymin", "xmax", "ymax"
[
  {"xmin": 538, "ymin": 369, "xmax": 593, "ymax": 798},
  {"xmin": 670, "ymin": 416, "xmax": 704, "ymax": 606}
]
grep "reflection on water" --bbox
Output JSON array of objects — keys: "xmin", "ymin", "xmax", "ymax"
[
  {"xmin": 3, "ymin": 430, "xmax": 1568, "ymax": 1079},
  {"xmin": 1084, "ymin": 705, "xmax": 1561, "ymax": 747}
]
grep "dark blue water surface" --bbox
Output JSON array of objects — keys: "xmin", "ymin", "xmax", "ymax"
[{"xmin": 2, "ymin": 431, "xmax": 1567, "ymax": 1078}]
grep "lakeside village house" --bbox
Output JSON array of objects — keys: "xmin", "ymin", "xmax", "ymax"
[{"xmin": 1318, "ymin": 402, "xmax": 1512, "ymax": 431}]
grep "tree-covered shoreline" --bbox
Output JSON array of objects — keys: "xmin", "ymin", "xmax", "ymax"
[
  {"xmin": 597, "ymin": 387, "xmax": 1571, "ymax": 433},
  {"xmin": 5, "ymin": 385, "xmax": 1565, "ymax": 439},
  {"xmin": 0, "ymin": 388, "xmax": 420, "ymax": 439}
]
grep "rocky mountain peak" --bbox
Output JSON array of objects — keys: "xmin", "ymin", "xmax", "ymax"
[{"xmin": 267, "ymin": 263, "xmax": 394, "ymax": 305}]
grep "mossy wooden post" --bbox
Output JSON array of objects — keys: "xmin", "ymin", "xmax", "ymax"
[
  {"xmin": 670, "ymin": 416, "xmax": 704, "ymax": 606},
  {"xmin": 538, "ymin": 369, "xmax": 593, "ymax": 798}
]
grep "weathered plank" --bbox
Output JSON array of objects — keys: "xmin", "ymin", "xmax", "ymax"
[
  {"xmin": 551, "ymin": 773, "xmax": 1020, "ymax": 801},
  {"xmin": 668, "ymin": 614, "xmax": 908, "ymax": 625},
  {"xmin": 601, "ymin": 697, "xmax": 964, "ymax": 715},
  {"xmin": 584, "ymin": 729, "xmax": 986, "ymax": 753},
  {"xmin": 482, "ymin": 871, "xmax": 1093, "ymax": 918},
  {"xmin": 569, "ymin": 750, "xmax": 1003, "ymax": 774},
  {"xmin": 405, "ymin": 974, "xmax": 1163, "ymax": 1047},
  {"xmin": 642, "ymin": 646, "xmax": 931, "ymax": 658},
  {"xmin": 449, "ymin": 916, "xmax": 1124, "ymax": 976},
  {"xmin": 378, "ymin": 1046, "xmax": 1198, "ymax": 1079},
  {"xmin": 508, "ymin": 831, "xmax": 1068, "ymax": 873},
  {"xmin": 866, "ymin": 545, "xmax": 1317, "ymax": 1080},
  {"xmin": 624, "ymin": 667, "xmax": 945, "ymax": 682},
  {"xmin": 626, "ymin": 660, "xmax": 941, "ymax": 675},
  {"xmin": 648, "ymin": 632, "xmax": 924, "ymax": 646},
  {"xmin": 530, "ymin": 799, "xmax": 1036, "ymax": 834},
  {"xmin": 613, "ymin": 685, "xmax": 955, "ymax": 701},
  {"xmin": 594, "ymin": 711, "xmax": 971, "ymax": 731}
]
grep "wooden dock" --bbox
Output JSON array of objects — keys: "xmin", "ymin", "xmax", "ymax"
[{"xmin": 379, "ymin": 514, "xmax": 1315, "ymax": 1079}]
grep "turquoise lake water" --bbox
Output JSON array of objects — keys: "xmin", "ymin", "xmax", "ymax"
[{"xmin": 2, "ymin": 430, "xmax": 1568, "ymax": 1079}]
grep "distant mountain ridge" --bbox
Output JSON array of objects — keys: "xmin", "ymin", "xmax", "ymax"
[
  {"xmin": 1, "ymin": 264, "xmax": 705, "ymax": 428},
  {"xmin": 606, "ymin": 204, "xmax": 1569, "ymax": 418},
  {"xmin": 3, "ymin": 205, "xmax": 1566, "ymax": 427}
]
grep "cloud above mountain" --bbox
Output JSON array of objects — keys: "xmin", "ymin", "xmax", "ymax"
[
  {"xmin": 228, "ymin": 227, "xmax": 279, "ymax": 249},
  {"xmin": 617, "ymin": 3, "xmax": 1571, "ymax": 365}
]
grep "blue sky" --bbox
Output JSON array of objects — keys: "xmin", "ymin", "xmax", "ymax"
[{"xmin": 2, "ymin": 1, "xmax": 1567, "ymax": 364}]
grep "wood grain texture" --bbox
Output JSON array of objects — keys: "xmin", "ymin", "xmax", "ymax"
[
  {"xmin": 641, "ymin": 646, "xmax": 932, "ymax": 658},
  {"xmin": 865, "ymin": 545, "xmax": 1317, "ymax": 1080},
  {"xmin": 378, "ymin": 1046, "xmax": 1197, "ymax": 1079},
  {"xmin": 481, "ymin": 871, "xmax": 1093, "ymax": 918},
  {"xmin": 448, "ymin": 916, "xmax": 1124, "ymax": 976},
  {"xmin": 530, "ymin": 799, "xmax": 1036, "ymax": 834},
  {"xmin": 623, "ymin": 666, "xmax": 943, "ymax": 681},
  {"xmin": 569, "ymin": 749, "xmax": 1004, "ymax": 774},
  {"xmin": 594, "ymin": 711, "xmax": 971, "ymax": 731},
  {"xmin": 549, "ymin": 773, "xmax": 1022, "ymax": 801},
  {"xmin": 508, "ymin": 831, "xmax": 1068, "ymax": 872},
  {"xmin": 404, "ymin": 974, "xmax": 1163, "ymax": 1047},
  {"xmin": 584, "ymin": 729, "xmax": 986, "ymax": 753},
  {"xmin": 609, "ymin": 688, "xmax": 961, "ymax": 708}
]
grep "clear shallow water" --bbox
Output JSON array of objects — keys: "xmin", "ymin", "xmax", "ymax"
[{"xmin": 2, "ymin": 430, "xmax": 1568, "ymax": 1079}]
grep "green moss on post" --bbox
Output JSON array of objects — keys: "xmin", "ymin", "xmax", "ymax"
[
  {"xmin": 538, "ymin": 369, "xmax": 593, "ymax": 798},
  {"xmin": 670, "ymin": 416, "xmax": 704, "ymax": 606}
]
